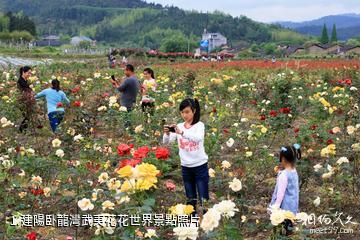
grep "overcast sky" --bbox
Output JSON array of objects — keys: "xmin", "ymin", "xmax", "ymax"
[{"xmin": 149, "ymin": 0, "xmax": 360, "ymax": 22}]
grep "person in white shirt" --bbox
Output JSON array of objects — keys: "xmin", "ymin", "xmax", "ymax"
[
  {"xmin": 163, "ymin": 98, "xmax": 209, "ymax": 214},
  {"xmin": 141, "ymin": 68, "xmax": 157, "ymax": 115}
]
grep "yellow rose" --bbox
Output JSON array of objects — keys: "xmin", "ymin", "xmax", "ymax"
[
  {"xmin": 136, "ymin": 163, "xmax": 160, "ymax": 178},
  {"xmin": 117, "ymin": 166, "xmax": 133, "ymax": 178}
]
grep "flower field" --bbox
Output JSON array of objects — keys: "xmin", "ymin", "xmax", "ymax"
[{"xmin": 0, "ymin": 59, "xmax": 359, "ymax": 239}]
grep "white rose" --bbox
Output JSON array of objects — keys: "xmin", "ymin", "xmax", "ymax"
[
  {"xmin": 336, "ymin": 157, "xmax": 349, "ymax": 165},
  {"xmin": 98, "ymin": 172, "xmax": 109, "ymax": 184},
  {"xmin": 134, "ymin": 125, "xmax": 144, "ymax": 133},
  {"xmin": 102, "ymin": 200, "xmax": 115, "ymax": 211},
  {"xmin": 213, "ymin": 200, "xmax": 239, "ymax": 218},
  {"xmin": 208, "ymin": 168, "xmax": 216, "ymax": 178},
  {"xmin": 144, "ymin": 229, "xmax": 157, "ymax": 239},
  {"xmin": 229, "ymin": 178, "xmax": 242, "ymax": 192},
  {"xmin": 347, "ymin": 126, "xmax": 356, "ymax": 135},
  {"xmin": 245, "ymin": 151, "xmax": 253, "ymax": 157},
  {"xmin": 119, "ymin": 106, "xmax": 128, "ymax": 112},
  {"xmin": 173, "ymin": 224, "xmax": 199, "ymax": 240},
  {"xmin": 97, "ymin": 106, "xmax": 107, "ymax": 112},
  {"xmin": 221, "ymin": 160, "xmax": 231, "ymax": 169},
  {"xmin": 313, "ymin": 197, "xmax": 321, "ymax": 207},
  {"xmin": 226, "ymin": 138, "xmax": 234, "ymax": 148},
  {"xmin": 270, "ymin": 209, "xmax": 285, "ymax": 226},
  {"xmin": 78, "ymin": 198, "xmax": 94, "ymax": 211},
  {"xmin": 74, "ymin": 134, "xmax": 84, "ymax": 142},
  {"xmin": 200, "ymin": 208, "xmax": 221, "ymax": 232},
  {"xmin": 52, "ymin": 138, "xmax": 62, "ymax": 148},
  {"xmin": 313, "ymin": 163, "xmax": 323, "ymax": 172},
  {"xmin": 55, "ymin": 149, "xmax": 65, "ymax": 158}
]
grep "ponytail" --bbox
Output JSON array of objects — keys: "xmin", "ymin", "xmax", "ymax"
[
  {"xmin": 51, "ymin": 79, "xmax": 60, "ymax": 91},
  {"xmin": 279, "ymin": 143, "xmax": 301, "ymax": 165},
  {"xmin": 293, "ymin": 143, "xmax": 301, "ymax": 160},
  {"xmin": 193, "ymin": 98, "xmax": 200, "ymax": 125},
  {"xmin": 144, "ymin": 68, "xmax": 155, "ymax": 79}
]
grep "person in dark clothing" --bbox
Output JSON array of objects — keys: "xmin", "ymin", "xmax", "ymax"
[
  {"xmin": 111, "ymin": 64, "xmax": 140, "ymax": 131},
  {"xmin": 17, "ymin": 66, "xmax": 36, "ymax": 133},
  {"xmin": 111, "ymin": 64, "xmax": 140, "ymax": 111}
]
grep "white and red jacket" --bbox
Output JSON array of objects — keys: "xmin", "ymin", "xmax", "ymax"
[{"xmin": 163, "ymin": 121, "xmax": 208, "ymax": 167}]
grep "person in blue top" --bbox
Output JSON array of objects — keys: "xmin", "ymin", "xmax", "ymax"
[
  {"xmin": 269, "ymin": 143, "xmax": 301, "ymax": 235},
  {"xmin": 35, "ymin": 79, "xmax": 70, "ymax": 132}
]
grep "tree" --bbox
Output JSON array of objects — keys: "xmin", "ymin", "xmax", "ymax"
[
  {"xmin": 78, "ymin": 40, "xmax": 91, "ymax": 49},
  {"xmin": 320, "ymin": 24, "xmax": 329, "ymax": 44},
  {"xmin": 330, "ymin": 24, "xmax": 337, "ymax": 43},
  {"xmin": 0, "ymin": 15, "xmax": 10, "ymax": 32}
]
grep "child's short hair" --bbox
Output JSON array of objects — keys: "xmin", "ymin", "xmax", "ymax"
[{"xmin": 279, "ymin": 144, "xmax": 301, "ymax": 164}]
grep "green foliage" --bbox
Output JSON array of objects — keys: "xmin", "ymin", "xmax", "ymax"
[
  {"xmin": 78, "ymin": 40, "xmax": 91, "ymax": 49},
  {"xmin": 110, "ymin": 8, "xmax": 160, "ymax": 28},
  {"xmin": 346, "ymin": 38, "xmax": 360, "ymax": 46},
  {"xmin": 0, "ymin": 0, "xmax": 284, "ymax": 47},
  {"xmin": 0, "ymin": 13, "xmax": 10, "ymax": 32},
  {"xmin": 5, "ymin": 11, "xmax": 36, "ymax": 36},
  {"xmin": 271, "ymin": 29, "xmax": 309, "ymax": 45},
  {"xmin": 330, "ymin": 24, "xmax": 337, "ymax": 43},
  {"xmin": 0, "ymin": 30, "xmax": 34, "ymax": 41},
  {"xmin": 320, "ymin": 24, "xmax": 329, "ymax": 44}
]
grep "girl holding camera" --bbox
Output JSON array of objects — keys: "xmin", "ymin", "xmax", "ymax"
[{"xmin": 163, "ymin": 98, "xmax": 209, "ymax": 214}]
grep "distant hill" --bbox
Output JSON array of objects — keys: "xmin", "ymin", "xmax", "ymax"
[
  {"xmin": 277, "ymin": 13, "xmax": 360, "ymax": 40},
  {"xmin": 0, "ymin": 0, "xmax": 281, "ymax": 48}
]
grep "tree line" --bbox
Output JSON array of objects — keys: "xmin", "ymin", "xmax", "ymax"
[{"xmin": 0, "ymin": 12, "xmax": 36, "ymax": 42}]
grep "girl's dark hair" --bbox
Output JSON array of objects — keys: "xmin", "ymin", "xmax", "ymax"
[
  {"xmin": 20, "ymin": 66, "xmax": 32, "ymax": 76},
  {"xmin": 51, "ymin": 79, "xmax": 60, "ymax": 91},
  {"xmin": 143, "ymin": 68, "xmax": 155, "ymax": 79},
  {"xmin": 279, "ymin": 145, "xmax": 301, "ymax": 165},
  {"xmin": 179, "ymin": 98, "xmax": 200, "ymax": 125}
]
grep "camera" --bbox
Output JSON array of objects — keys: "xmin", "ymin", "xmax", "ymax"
[{"xmin": 165, "ymin": 125, "xmax": 176, "ymax": 133}]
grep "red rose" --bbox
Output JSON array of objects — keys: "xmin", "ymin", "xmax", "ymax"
[
  {"xmin": 73, "ymin": 101, "xmax": 81, "ymax": 107},
  {"xmin": 119, "ymin": 158, "xmax": 141, "ymax": 168},
  {"xmin": 133, "ymin": 146, "xmax": 149, "ymax": 159},
  {"xmin": 294, "ymin": 128, "xmax": 300, "ymax": 133},
  {"xmin": 279, "ymin": 107, "xmax": 291, "ymax": 114},
  {"xmin": 269, "ymin": 110, "xmax": 277, "ymax": 117},
  {"xmin": 117, "ymin": 144, "xmax": 131, "ymax": 156},
  {"xmin": 344, "ymin": 78, "xmax": 352, "ymax": 85},
  {"xmin": 26, "ymin": 231, "xmax": 37, "ymax": 240},
  {"xmin": 260, "ymin": 115, "xmax": 266, "ymax": 121},
  {"xmin": 223, "ymin": 128, "xmax": 230, "ymax": 134},
  {"xmin": 30, "ymin": 188, "xmax": 44, "ymax": 196},
  {"xmin": 165, "ymin": 180, "xmax": 176, "ymax": 191},
  {"xmin": 310, "ymin": 125, "xmax": 317, "ymax": 130},
  {"xmin": 337, "ymin": 79, "xmax": 344, "ymax": 84},
  {"xmin": 71, "ymin": 86, "xmax": 81, "ymax": 93},
  {"xmin": 56, "ymin": 102, "xmax": 63, "ymax": 107},
  {"xmin": 329, "ymin": 129, "xmax": 334, "ymax": 134},
  {"xmin": 327, "ymin": 139, "xmax": 334, "ymax": 145},
  {"xmin": 155, "ymin": 147, "xmax": 170, "ymax": 160}
]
